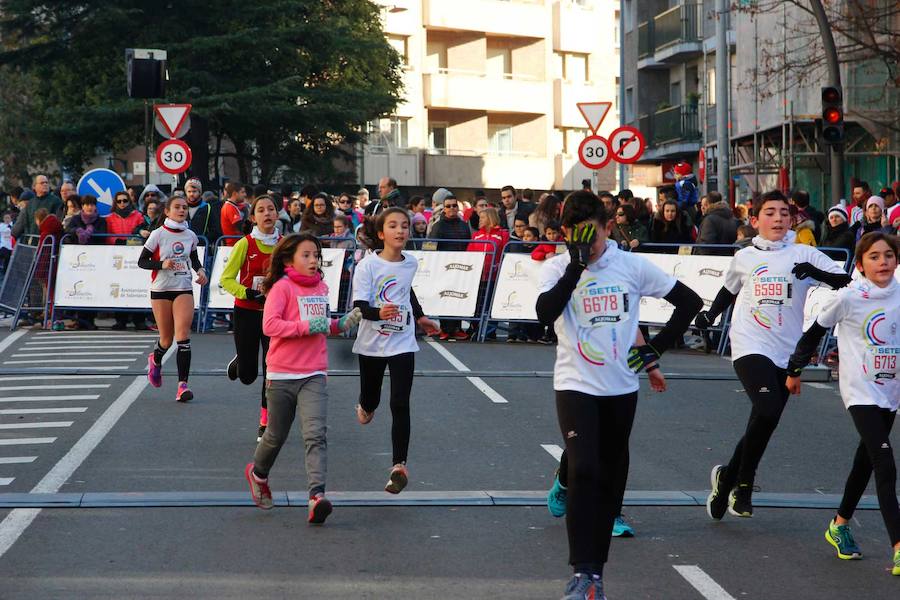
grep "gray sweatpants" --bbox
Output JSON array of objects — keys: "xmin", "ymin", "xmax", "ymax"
[{"xmin": 253, "ymin": 375, "xmax": 328, "ymax": 497}]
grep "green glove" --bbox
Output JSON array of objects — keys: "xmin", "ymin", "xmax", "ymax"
[
  {"xmin": 338, "ymin": 308, "xmax": 362, "ymax": 332},
  {"xmin": 566, "ymin": 223, "xmax": 596, "ymax": 268},
  {"xmin": 308, "ymin": 317, "xmax": 330, "ymax": 334},
  {"xmin": 627, "ymin": 344, "xmax": 660, "ymax": 373}
]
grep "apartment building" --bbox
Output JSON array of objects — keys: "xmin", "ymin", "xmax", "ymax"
[
  {"xmin": 622, "ymin": 0, "xmax": 899, "ymax": 207},
  {"xmin": 360, "ymin": 0, "xmax": 622, "ymax": 195}
]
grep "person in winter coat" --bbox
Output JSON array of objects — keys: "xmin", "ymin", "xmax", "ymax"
[
  {"xmin": 673, "ymin": 161, "xmax": 700, "ymax": 223},
  {"xmin": 65, "ymin": 195, "xmax": 107, "ymax": 245},
  {"xmin": 62, "ymin": 195, "xmax": 82, "ymax": 230},
  {"xmin": 610, "ymin": 203, "xmax": 648, "ymax": 250},
  {"xmin": 649, "ymin": 200, "xmax": 694, "ymax": 247},
  {"xmin": 300, "ymin": 193, "xmax": 335, "ymax": 237},
  {"xmin": 695, "ymin": 192, "xmax": 738, "ymax": 255},
  {"xmin": 818, "ymin": 205, "xmax": 856, "ymax": 254},
  {"xmin": 530, "ymin": 221, "xmax": 562, "ymax": 261},
  {"xmin": 105, "ymin": 191, "xmax": 147, "ymax": 245},
  {"xmin": 791, "ymin": 205, "xmax": 818, "ymax": 246},
  {"xmin": 852, "ymin": 195, "xmax": 891, "ymax": 243},
  {"xmin": 183, "ymin": 179, "xmax": 222, "ymax": 244},
  {"xmin": 888, "ymin": 205, "xmax": 900, "ymax": 236},
  {"xmin": 137, "ymin": 184, "xmax": 167, "ymax": 213},
  {"xmin": 430, "ymin": 192, "xmax": 472, "ymax": 341},
  {"xmin": 467, "ymin": 207, "xmax": 510, "ymax": 275}
]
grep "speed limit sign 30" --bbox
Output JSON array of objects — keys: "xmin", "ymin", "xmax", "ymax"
[
  {"xmin": 577, "ymin": 135, "xmax": 612, "ymax": 170},
  {"xmin": 156, "ymin": 139, "xmax": 193, "ymax": 175}
]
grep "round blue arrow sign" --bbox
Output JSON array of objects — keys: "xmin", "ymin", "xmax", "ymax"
[{"xmin": 76, "ymin": 168, "xmax": 127, "ymax": 216}]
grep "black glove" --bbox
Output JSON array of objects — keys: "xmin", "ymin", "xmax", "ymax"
[
  {"xmin": 627, "ymin": 344, "xmax": 660, "ymax": 373},
  {"xmin": 566, "ymin": 223, "xmax": 596, "ymax": 268},
  {"xmin": 791, "ymin": 262, "xmax": 852, "ymax": 290},
  {"xmin": 694, "ymin": 311, "xmax": 714, "ymax": 330},
  {"xmin": 246, "ymin": 289, "xmax": 265, "ymax": 304}
]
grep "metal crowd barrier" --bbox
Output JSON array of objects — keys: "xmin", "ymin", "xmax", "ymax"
[{"xmin": 0, "ymin": 235, "xmax": 57, "ymax": 330}]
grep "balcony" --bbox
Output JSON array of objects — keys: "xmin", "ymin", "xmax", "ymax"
[
  {"xmin": 424, "ymin": 70, "xmax": 549, "ymax": 114},
  {"xmin": 424, "ymin": 0, "xmax": 546, "ymax": 38},
  {"xmin": 424, "ymin": 150, "xmax": 553, "ymax": 189},
  {"xmin": 635, "ymin": 104, "xmax": 701, "ymax": 161},
  {"xmin": 638, "ymin": 3, "xmax": 703, "ymax": 67},
  {"xmin": 553, "ymin": 0, "xmax": 595, "ymax": 54}
]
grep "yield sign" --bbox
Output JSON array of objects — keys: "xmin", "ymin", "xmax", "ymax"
[
  {"xmin": 576, "ymin": 102, "xmax": 612, "ymax": 134},
  {"xmin": 154, "ymin": 104, "xmax": 192, "ymax": 138}
]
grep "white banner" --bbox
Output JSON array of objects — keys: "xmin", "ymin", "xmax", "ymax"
[
  {"xmin": 54, "ymin": 244, "xmax": 205, "ymax": 309},
  {"xmin": 638, "ymin": 254, "xmax": 733, "ymax": 324},
  {"xmin": 490, "ymin": 253, "xmax": 545, "ymax": 321},
  {"xmin": 407, "ymin": 251, "xmax": 485, "ymax": 317},
  {"xmin": 208, "ymin": 246, "xmax": 346, "ymax": 312}
]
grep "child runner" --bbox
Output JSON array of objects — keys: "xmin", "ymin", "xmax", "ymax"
[
  {"xmin": 785, "ymin": 232, "xmax": 900, "ymax": 576},
  {"xmin": 536, "ymin": 190, "xmax": 702, "ymax": 600},
  {"xmin": 221, "ymin": 195, "xmax": 281, "ymax": 441},
  {"xmin": 696, "ymin": 190, "xmax": 852, "ymax": 520},
  {"xmin": 243, "ymin": 233, "xmax": 362, "ymax": 523},
  {"xmin": 352, "ymin": 207, "xmax": 440, "ymax": 493},
  {"xmin": 139, "ymin": 194, "xmax": 208, "ymax": 402},
  {"xmin": 546, "ymin": 330, "xmax": 666, "ymax": 539}
]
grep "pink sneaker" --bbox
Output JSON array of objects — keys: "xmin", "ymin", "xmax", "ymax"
[
  {"xmin": 356, "ymin": 404, "xmax": 374, "ymax": 425},
  {"xmin": 175, "ymin": 381, "xmax": 193, "ymax": 402},
  {"xmin": 147, "ymin": 353, "xmax": 162, "ymax": 388},
  {"xmin": 308, "ymin": 493, "xmax": 332, "ymax": 524},
  {"xmin": 385, "ymin": 463, "xmax": 409, "ymax": 494},
  {"xmin": 244, "ymin": 463, "xmax": 273, "ymax": 509}
]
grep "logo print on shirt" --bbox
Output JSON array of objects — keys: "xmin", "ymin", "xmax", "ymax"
[
  {"xmin": 862, "ymin": 309, "xmax": 888, "ymax": 346},
  {"xmin": 577, "ymin": 339, "xmax": 606, "ymax": 366},
  {"xmin": 751, "ymin": 307, "xmax": 772, "ymax": 330},
  {"xmin": 172, "ymin": 241, "xmax": 185, "ymax": 256},
  {"xmin": 376, "ymin": 275, "xmax": 398, "ymax": 303}
]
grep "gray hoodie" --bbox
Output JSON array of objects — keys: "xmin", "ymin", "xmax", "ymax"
[{"xmin": 137, "ymin": 184, "xmax": 168, "ymax": 212}]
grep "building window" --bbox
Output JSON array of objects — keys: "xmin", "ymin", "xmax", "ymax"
[
  {"xmin": 625, "ymin": 87, "xmax": 634, "ymax": 123},
  {"xmin": 429, "ymin": 122, "xmax": 448, "ymax": 154},
  {"xmin": 488, "ymin": 124, "xmax": 513, "ymax": 155},
  {"xmin": 707, "ymin": 67, "xmax": 716, "ymax": 105},
  {"xmin": 487, "ymin": 42, "xmax": 512, "ymax": 79},
  {"xmin": 389, "ymin": 116, "xmax": 409, "ymax": 149},
  {"xmin": 386, "ymin": 34, "xmax": 409, "ymax": 67},
  {"xmin": 561, "ymin": 128, "xmax": 589, "ymax": 155},
  {"xmin": 670, "ymin": 81, "xmax": 681, "ymax": 106},
  {"xmin": 624, "ymin": 0, "xmax": 635, "ymax": 31},
  {"xmin": 561, "ymin": 52, "xmax": 589, "ymax": 83}
]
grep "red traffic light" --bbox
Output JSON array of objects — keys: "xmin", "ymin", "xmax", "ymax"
[
  {"xmin": 822, "ymin": 87, "xmax": 842, "ymax": 104},
  {"xmin": 824, "ymin": 107, "xmax": 842, "ymax": 124}
]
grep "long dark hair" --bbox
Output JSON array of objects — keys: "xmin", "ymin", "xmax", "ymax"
[
  {"xmin": 260, "ymin": 233, "xmax": 323, "ymax": 294},
  {"xmin": 303, "ymin": 192, "xmax": 335, "ymax": 224},
  {"xmin": 533, "ymin": 193, "xmax": 561, "ymax": 224},
  {"xmin": 654, "ymin": 199, "xmax": 684, "ymax": 233}
]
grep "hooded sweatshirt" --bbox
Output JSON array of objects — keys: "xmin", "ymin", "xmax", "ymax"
[{"xmin": 137, "ymin": 185, "xmax": 168, "ymax": 212}]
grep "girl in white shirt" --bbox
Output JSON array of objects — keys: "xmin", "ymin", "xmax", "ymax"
[
  {"xmin": 696, "ymin": 190, "xmax": 851, "ymax": 520},
  {"xmin": 352, "ymin": 207, "xmax": 439, "ymax": 494},
  {"xmin": 786, "ymin": 232, "xmax": 900, "ymax": 576}
]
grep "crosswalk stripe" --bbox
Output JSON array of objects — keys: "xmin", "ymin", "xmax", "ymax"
[
  {"xmin": 0, "ymin": 457, "xmax": 37, "ymax": 464},
  {"xmin": 0, "ymin": 385, "xmax": 110, "ymax": 391},
  {"xmin": 0, "ymin": 408, "xmax": 87, "ymax": 415},
  {"xmin": 12, "ymin": 352, "xmax": 144, "ymax": 358},
  {"xmin": 0, "ymin": 422, "xmax": 74, "ymax": 430},
  {"xmin": 0, "ymin": 376, "xmax": 118, "ymax": 383},
  {"xmin": 0, "ymin": 396, "xmax": 99, "ymax": 403},
  {"xmin": 3, "ymin": 359, "xmax": 135, "ymax": 364},
  {"xmin": 0, "ymin": 478, "xmax": 14, "ymax": 486},
  {"xmin": 0, "ymin": 438, "xmax": 56, "ymax": 446}
]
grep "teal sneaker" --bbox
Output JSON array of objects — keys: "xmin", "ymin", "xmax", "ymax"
[
  {"xmin": 892, "ymin": 547, "xmax": 900, "ymax": 576},
  {"xmin": 612, "ymin": 514, "xmax": 634, "ymax": 537},
  {"xmin": 825, "ymin": 519, "xmax": 862, "ymax": 560},
  {"xmin": 547, "ymin": 475, "xmax": 567, "ymax": 518}
]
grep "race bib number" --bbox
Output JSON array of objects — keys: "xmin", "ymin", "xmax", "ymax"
[
  {"xmin": 574, "ymin": 285, "xmax": 629, "ymax": 328},
  {"xmin": 377, "ymin": 303, "xmax": 410, "ymax": 334},
  {"xmin": 171, "ymin": 256, "xmax": 190, "ymax": 276},
  {"xmin": 298, "ymin": 295, "xmax": 329, "ymax": 321},
  {"xmin": 251, "ymin": 276, "xmax": 264, "ymax": 291},
  {"xmin": 864, "ymin": 346, "xmax": 900, "ymax": 382},
  {"xmin": 751, "ymin": 278, "xmax": 793, "ymax": 307}
]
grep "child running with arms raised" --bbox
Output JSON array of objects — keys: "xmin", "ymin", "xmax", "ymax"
[
  {"xmin": 139, "ymin": 194, "xmax": 208, "ymax": 401},
  {"xmin": 244, "ymin": 234, "xmax": 362, "ymax": 524},
  {"xmin": 220, "ymin": 195, "xmax": 281, "ymax": 441},
  {"xmin": 352, "ymin": 207, "xmax": 440, "ymax": 494},
  {"xmin": 786, "ymin": 232, "xmax": 900, "ymax": 576},
  {"xmin": 536, "ymin": 191, "xmax": 702, "ymax": 600},
  {"xmin": 696, "ymin": 190, "xmax": 852, "ymax": 521}
]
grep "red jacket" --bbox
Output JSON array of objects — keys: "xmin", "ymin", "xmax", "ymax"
[
  {"xmin": 466, "ymin": 226, "xmax": 509, "ymax": 278},
  {"xmin": 531, "ymin": 243, "xmax": 558, "ymax": 261},
  {"xmin": 105, "ymin": 210, "xmax": 146, "ymax": 244}
]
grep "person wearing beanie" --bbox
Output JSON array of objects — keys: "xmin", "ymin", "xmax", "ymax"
[
  {"xmin": 819, "ymin": 204, "xmax": 855, "ymax": 253},
  {"xmin": 183, "ymin": 178, "xmax": 221, "ymax": 243},
  {"xmin": 888, "ymin": 205, "xmax": 900, "ymax": 235},
  {"xmin": 853, "ymin": 195, "xmax": 890, "ymax": 243},
  {"xmin": 410, "ymin": 211, "xmax": 427, "ymax": 242}
]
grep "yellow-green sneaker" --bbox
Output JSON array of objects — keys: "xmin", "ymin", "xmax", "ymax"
[
  {"xmin": 892, "ymin": 547, "xmax": 899, "ymax": 576},
  {"xmin": 825, "ymin": 519, "xmax": 862, "ymax": 560}
]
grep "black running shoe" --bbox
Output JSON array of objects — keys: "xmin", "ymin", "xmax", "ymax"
[
  {"xmin": 257, "ymin": 425, "xmax": 266, "ymax": 443},
  {"xmin": 729, "ymin": 484, "xmax": 754, "ymax": 518},
  {"xmin": 706, "ymin": 464, "xmax": 730, "ymax": 520},
  {"xmin": 226, "ymin": 355, "xmax": 239, "ymax": 381}
]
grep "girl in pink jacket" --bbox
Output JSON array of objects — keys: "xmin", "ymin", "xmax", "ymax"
[{"xmin": 243, "ymin": 233, "xmax": 361, "ymax": 524}]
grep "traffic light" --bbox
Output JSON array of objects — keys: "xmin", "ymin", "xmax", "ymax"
[{"xmin": 821, "ymin": 86, "xmax": 844, "ymax": 144}]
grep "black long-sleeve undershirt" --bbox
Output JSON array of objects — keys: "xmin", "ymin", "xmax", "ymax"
[
  {"xmin": 786, "ymin": 321, "xmax": 828, "ymax": 376},
  {"xmin": 706, "ymin": 286, "xmax": 738, "ymax": 321},
  {"xmin": 355, "ymin": 288, "xmax": 425, "ymax": 322},
  {"xmin": 535, "ymin": 262, "xmax": 585, "ymax": 326},
  {"xmin": 648, "ymin": 281, "xmax": 703, "ymax": 354},
  {"xmin": 137, "ymin": 248, "xmax": 203, "ymax": 272}
]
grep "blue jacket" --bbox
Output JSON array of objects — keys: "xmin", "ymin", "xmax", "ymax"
[{"xmin": 675, "ymin": 174, "xmax": 699, "ymax": 209}]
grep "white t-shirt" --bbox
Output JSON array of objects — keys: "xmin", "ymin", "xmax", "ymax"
[
  {"xmin": 538, "ymin": 241, "xmax": 676, "ymax": 396},
  {"xmin": 725, "ymin": 242, "xmax": 845, "ymax": 368},
  {"xmin": 352, "ymin": 251, "xmax": 420, "ymax": 357},
  {"xmin": 143, "ymin": 226, "xmax": 200, "ymax": 292},
  {"xmin": 0, "ymin": 223, "xmax": 12, "ymax": 251},
  {"xmin": 818, "ymin": 279, "xmax": 900, "ymax": 411}
]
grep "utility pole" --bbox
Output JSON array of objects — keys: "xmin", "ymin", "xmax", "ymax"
[
  {"xmin": 715, "ymin": 0, "xmax": 729, "ymax": 197},
  {"xmin": 809, "ymin": 0, "xmax": 844, "ymax": 204},
  {"xmin": 618, "ymin": 0, "xmax": 627, "ymax": 192}
]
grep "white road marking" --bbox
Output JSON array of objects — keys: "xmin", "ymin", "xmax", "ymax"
[
  {"xmin": 0, "ymin": 331, "xmax": 27, "ymax": 355},
  {"xmin": 0, "ymin": 438, "xmax": 56, "ymax": 446},
  {"xmin": 21, "ymin": 344, "xmax": 149, "ymax": 350},
  {"xmin": 0, "ymin": 346, "xmax": 174, "ymax": 558},
  {"xmin": 0, "ymin": 408, "xmax": 87, "ymax": 415},
  {"xmin": 34, "ymin": 332, "xmax": 157, "ymax": 337},
  {"xmin": 804, "ymin": 382, "xmax": 832, "ymax": 390},
  {"xmin": 426, "ymin": 341, "xmax": 508, "ymax": 404},
  {"xmin": 0, "ymin": 396, "xmax": 100, "ymax": 403},
  {"xmin": 0, "ymin": 376, "xmax": 118, "ymax": 382},
  {"xmin": 0, "ymin": 478, "xmax": 13, "ymax": 486},
  {"xmin": 541, "ymin": 444, "xmax": 564, "ymax": 461},
  {"xmin": 0, "ymin": 457, "xmax": 37, "ymax": 464},
  {"xmin": 0, "ymin": 385, "xmax": 110, "ymax": 391},
  {"xmin": 0, "ymin": 422, "xmax": 73, "ymax": 430},
  {"xmin": 3, "ymin": 359, "xmax": 135, "ymax": 364},
  {"xmin": 673, "ymin": 565, "xmax": 737, "ymax": 600},
  {"xmin": 12, "ymin": 352, "xmax": 144, "ymax": 358}
]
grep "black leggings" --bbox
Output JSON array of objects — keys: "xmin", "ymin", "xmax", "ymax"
[
  {"xmin": 556, "ymin": 389, "xmax": 638, "ymax": 572},
  {"xmin": 558, "ymin": 446, "xmax": 629, "ymax": 512},
  {"xmin": 838, "ymin": 406, "xmax": 900, "ymax": 545},
  {"xmin": 723, "ymin": 355, "xmax": 790, "ymax": 489},
  {"xmin": 232, "ymin": 306, "xmax": 269, "ymax": 409},
  {"xmin": 358, "ymin": 352, "xmax": 415, "ymax": 465}
]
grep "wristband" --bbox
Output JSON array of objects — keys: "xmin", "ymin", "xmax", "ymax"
[{"xmin": 645, "ymin": 364, "xmax": 660, "ymax": 374}]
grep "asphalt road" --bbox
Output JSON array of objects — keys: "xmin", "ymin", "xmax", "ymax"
[{"xmin": 0, "ymin": 328, "xmax": 897, "ymax": 599}]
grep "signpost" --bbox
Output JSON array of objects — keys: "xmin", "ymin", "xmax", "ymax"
[
  {"xmin": 575, "ymin": 102, "xmax": 647, "ymax": 182},
  {"xmin": 153, "ymin": 104, "xmax": 193, "ymax": 179},
  {"xmin": 76, "ymin": 168, "xmax": 126, "ymax": 216},
  {"xmin": 156, "ymin": 139, "xmax": 193, "ymax": 175}
]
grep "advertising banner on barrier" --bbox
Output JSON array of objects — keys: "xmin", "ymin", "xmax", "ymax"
[
  {"xmin": 54, "ymin": 245, "xmax": 205, "ymax": 309},
  {"xmin": 638, "ymin": 254, "xmax": 733, "ymax": 324},
  {"xmin": 207, "ymin": 247, "xmax": 345, "ymax": 312},
  {"xmin": 406, "ymin": 251, "xmax": 485, "ymax": 317},
  {"xmin": 490, "ymin": 253, "xmax": 546, "ymax": 321}
]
